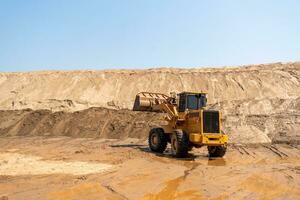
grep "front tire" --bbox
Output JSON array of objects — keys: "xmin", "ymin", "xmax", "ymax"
[
  {"xmin": 170, "ymin": 130, "xmax": 189, "ymax": 158},
  {"xmin": 148, "ymin": 128, "xmax": 167, "ymax": 153},
  {"xmin": 208, "ymin": 145, "xmax": 227, "ymax": 157}
]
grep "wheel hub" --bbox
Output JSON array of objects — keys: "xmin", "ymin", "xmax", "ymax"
[{"xmin": 151, "ymin": 134, "xmax": 158, "ymax": 146}]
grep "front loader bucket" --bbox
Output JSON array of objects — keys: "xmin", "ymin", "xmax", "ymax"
[{"xmin": 132, "ymin": 92, "xmax": 170, "ymax": 111}]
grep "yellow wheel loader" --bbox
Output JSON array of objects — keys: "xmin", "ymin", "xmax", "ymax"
[{"xmin": 133, "ymin": 92, "xmax": 228, "ymax": 158}]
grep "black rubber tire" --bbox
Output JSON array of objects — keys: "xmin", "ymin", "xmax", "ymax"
[
  {"xmin": 207, "ymin": 145, "xmax": 227, "ymax": 157},
  {"xmin": 148, "ymin": 128, "xmax": 168, "ymax": 153},
  {"xmin": 170, "ymin": 130, "xmax": 189, "ymax": 158}
]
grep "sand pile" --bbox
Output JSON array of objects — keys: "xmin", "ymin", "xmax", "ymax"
[
  {"xmin": 0, "ymin": 108, "xmax": 162, "ymax": 139},
  {"xmin": 0, "ymin": 62, "xmax": 299, "ymax": 144},
  {"xmin": 0, "ymin": 62, "xmax": 299, "ymax": 111},
  {"xmin": 0, "ymin": 106, "xmax": 299, "ymax": 144}
]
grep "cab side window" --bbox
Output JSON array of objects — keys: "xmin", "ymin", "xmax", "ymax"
[
  {"xmin": 178, "ymin": 94, "xmax": 186, "ymax": 112},
  {"xmin": 199, "ymin": 95, "xmax": 207, "ymax": 107}
]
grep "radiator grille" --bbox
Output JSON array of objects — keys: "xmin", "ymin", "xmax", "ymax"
[{"xmin": 203, "ymin": 111, "xmax": 220, "ymax": 133}]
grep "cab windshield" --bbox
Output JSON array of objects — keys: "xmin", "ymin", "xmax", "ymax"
[{"xmin": 187, "ymin": 94, "xmax": 207, "ymax": 110}]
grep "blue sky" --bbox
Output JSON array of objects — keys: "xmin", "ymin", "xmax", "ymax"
[{"xmin": 0, "ymin": 0, "xmax": 299, "ymax": 72}]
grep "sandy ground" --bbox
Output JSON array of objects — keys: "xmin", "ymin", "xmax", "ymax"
[
  {"xmin": 0, "ymin": 137, "xmax": 299, "ymax": 200},
  {"xmin": 0, "ymin": 63, "xmax": 299, "ymax": 200},
  {"xmin": 0, "ymin": 152, "xmax": 112, "ymax": 176}
]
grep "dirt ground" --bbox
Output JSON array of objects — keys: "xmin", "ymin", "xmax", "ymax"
[
  {"xmin": 0, "ymin": 62, "xmax": 299, "ymax": 200},
  {"xmin": 0, "ymin": 137, "xmax": 299, "ymax": 200}
]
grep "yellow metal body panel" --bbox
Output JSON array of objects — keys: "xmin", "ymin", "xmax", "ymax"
[
  {"xmin": 201, "ymin": 133, "xmax": 228, "ymax": 146},
  {"xmin": 189, "ymin": 133, "xmax": 201, "ymax": 143},
  {"xmin": 189, "ymin": 133, "xmax": 228, "ymax": 145},
  {"xmin": 162, "ymin": 109, "xmax": 228, "ymax": 146}
]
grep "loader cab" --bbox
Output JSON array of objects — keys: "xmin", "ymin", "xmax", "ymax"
[{"xmin": 178, "ymin": 92, "xmax": 207, "ymax": 112}]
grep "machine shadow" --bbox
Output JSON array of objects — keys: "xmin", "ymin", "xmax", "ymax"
[{"xmin": 110, "ymin": 143, "xmax": 217, "ymax": 162}]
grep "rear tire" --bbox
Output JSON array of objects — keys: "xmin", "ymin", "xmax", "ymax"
[
  {"xmin": 170, "ymin": 130, "xmax": 189, "ymax": 158},
  {"xmin": 148, "ymin": 128, "xmax": 167, "ymax": 153},
  {"xmin": 208, "ymin": 145, "xmax": 227, "ymax": 157}
]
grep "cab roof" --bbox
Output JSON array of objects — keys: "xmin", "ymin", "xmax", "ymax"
[{"xmin": 179, "ymin": 91, "xmax": 207, "ymax": 95}]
